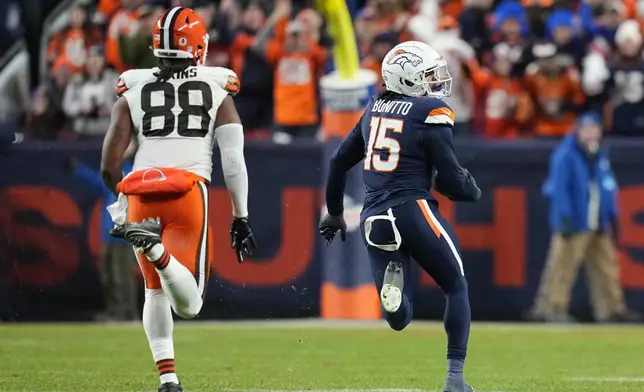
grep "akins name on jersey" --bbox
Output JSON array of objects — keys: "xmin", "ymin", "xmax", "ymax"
[{"xmin": 115, "ymin": 66, "xmax": 240, "ymax": 97}]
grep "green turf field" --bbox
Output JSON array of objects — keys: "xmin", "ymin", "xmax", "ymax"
[{"xmin": 1, "ymin": 321, "xmax": 643, "ymax": 392}]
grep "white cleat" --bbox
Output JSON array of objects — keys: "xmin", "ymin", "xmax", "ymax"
[
  {"xmin": 381, "ymin": 284, "xmax": 402, "ymax": 313},
  {"xmin": 380, "ymin": 261, "xmax": 404, "ymax": 313}
]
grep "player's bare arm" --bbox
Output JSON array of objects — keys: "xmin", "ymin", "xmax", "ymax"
[
  {"xmin": 100, "ymin": 97, "xmax": 133, "ymax": 196},
  {"xmin": 214, "ymin": 95, "xmax": 257, "ymax": 262}
]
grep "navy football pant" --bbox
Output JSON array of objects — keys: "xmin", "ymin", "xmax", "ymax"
[{"xmin": 360, "ymin": 199, "xmax": 471, "ymax": 360}]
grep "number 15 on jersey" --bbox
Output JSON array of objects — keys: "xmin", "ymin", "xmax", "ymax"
[{"xmin": 364, "ymin": 116, "xmax": 404, "ymax": 173}]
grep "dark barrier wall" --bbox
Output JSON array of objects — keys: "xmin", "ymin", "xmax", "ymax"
[{"xmin": 2, "ymin": 139, "xmax": 644, "ymax": 321}]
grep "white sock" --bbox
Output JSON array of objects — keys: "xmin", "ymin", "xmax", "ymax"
[
  {"xmin": 145, "ymin": 244, "xmax": 203, "ymax": 319},
  {"xmin": 146, "ymin": 244, "xmax": 165, "ymax": 262},
  {"xmin": 143, "ymin": 289, "xmax": 179, "ymax": 385}
]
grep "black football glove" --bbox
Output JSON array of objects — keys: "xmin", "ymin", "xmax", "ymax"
[
  {"xmin": 319, "ymin": 214, "xmax": 347, "ymax": 247},
  {"xmin": 433, "ymin": 168, "xmax": 481, "ymax": 202},
  {"xmin": 230, "ymin": 217, "xmax": 257, "ymax": 263}
]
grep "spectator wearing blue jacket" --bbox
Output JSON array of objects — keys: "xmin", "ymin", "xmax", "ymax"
[
  {"xmin": 531, "ymin": 113, "xmax": 640, "ymax": 323},
  {"xmin": 65, "ymin": 142, "xmax": 137, "ymax": 321}
]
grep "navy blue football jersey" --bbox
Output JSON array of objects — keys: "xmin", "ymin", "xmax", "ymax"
[
  {"xmin": 606, "ymin": 62, "xmax": 644, "ymax": 135},
  {"xmin": 325, "ymin": 92, "xmax": 480, "ymax": 221}
]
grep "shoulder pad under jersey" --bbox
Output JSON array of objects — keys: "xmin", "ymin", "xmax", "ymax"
[
  {"xmin": 115, "ymin": 68, "xmax": 157, "ymax": 97},
  {"xmin": 418, "ymin": 98, "xmax": 456, "ymax": 127},
  {"xmin": 201, "ymin": 66, "xmax": 240, "ymax": 96}
]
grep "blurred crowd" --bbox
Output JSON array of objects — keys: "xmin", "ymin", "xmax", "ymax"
[{"xmin": 4, "ymin": 0, "xmax": 644, "ymax": 142}]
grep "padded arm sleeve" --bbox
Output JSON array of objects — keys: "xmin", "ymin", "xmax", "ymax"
[
  {"xmin": 420, "ymin": 125, "xmax": 480, "ymax": 201},
  {"xmin": 326, "ymin": 122, "xmax": 365, "ymax": 216},
  {"xmin": 215, "ymin": 123, "xmax": 249, "ymax": 218}
]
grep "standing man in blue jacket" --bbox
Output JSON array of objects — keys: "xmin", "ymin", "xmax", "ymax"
[
  {"xmin": 531, "ymin": 113, "xmax": 639, "ymax": 323},
  {"xmin": 64, "ymin": 141, "xmax": 137, "ymax": 321}
]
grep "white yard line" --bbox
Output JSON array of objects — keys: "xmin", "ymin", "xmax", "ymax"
[
  {"xmin": 224, "ymin": 389, "xmax": 424, "ymax": 392},
  {"xmin": 224, "ymin": 389, "xmax": 507, "ymax": 392},
  {"xmin": 570, "ymin": 377, "xmax": 644, "ymax": 382},
  {"xmin": 6, "ymin": 319, "xmax": 640, "ymax": 332}
]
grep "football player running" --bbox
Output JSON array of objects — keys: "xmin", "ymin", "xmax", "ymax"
[
  {"xmin": 319, "ymin": 41, "xmax": 481, "ymax": 392},
  {"xmin": 100, "ymin": 7, "xmax": 256, "ymax": 392}
]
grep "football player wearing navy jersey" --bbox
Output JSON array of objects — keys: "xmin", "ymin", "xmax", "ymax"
[{"xmin": 319, "ymin": 41, "xmax": 481, "ymax": 392}]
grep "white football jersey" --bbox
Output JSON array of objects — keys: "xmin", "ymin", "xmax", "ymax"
[{"xmin": 118, "ymin": 66, "xmax": 239, "ymax": 182}]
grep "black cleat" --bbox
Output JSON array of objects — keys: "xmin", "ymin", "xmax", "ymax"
[
  {"xmin": 109, "ymin": 223, "xmax": 128, "ymax": 240},
  {"xmin": 124, "ymin": 217, "xmax": 162, "ymax": 253},
  {"xmin": 607, "ymin": 310, "xmax": 643, "ymax": 323},
  {"xmin": 158, "ymin": 382, "xmax": 183, "ymax": 392}
]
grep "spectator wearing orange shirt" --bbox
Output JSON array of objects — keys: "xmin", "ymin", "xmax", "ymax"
[
  {"xmin": 223, "ymin": 1, "xmax": 280, "ymax": 133},
  {"xmin": 296, "ymin": 8, "xmax": 324, "ymax": 44},
  {"xmin": 466, "ymin": 43, "xmax": 532, "ymax": 138},
  {"xmin": 105, "ymin": 0, "xmax": 146, "ymax": 73},
  {"xmin": 355, "ymin": 0, "xmax": 413, "ymax": 57},
  {"xmin": 440, "ymin": 0, "xmax": 465, "ymax": 20},
  {"xmin": 257, "ymin": 18, "xmax": 326, "ymax": 142},
  {"xmin": 361, "ymin": 33, "xmax": 398, "ymax": 92},
  {"xmin": 524, "ymin": 42, "xmax": 585, "ymax": 138},
  {"xmin": 96, "ymin": 0, "xmax": 122, "ymax": 22},
  {"xmin": 47, "ymin": 6, "xmax": 103, "ymax": 74},
  {"xmin": 118, "ymin": 5, "xmax": 164, "ymax": 70}
]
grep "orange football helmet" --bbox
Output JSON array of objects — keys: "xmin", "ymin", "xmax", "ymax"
[{"xmin": 152, "ymin": 7, "xmax": 209, "ymax": 65}]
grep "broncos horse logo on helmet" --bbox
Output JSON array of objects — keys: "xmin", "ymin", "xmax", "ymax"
[
  {"xmin": 152, "ymin": 7, "xmax": 209, "ymax": 66},
  {"xmin": 381, "ymin": 41, "xmax": 452, "ymax": 98},
  {"xmin": 386, "ymin": 49, "xmax": 423, "ymax": 70}
]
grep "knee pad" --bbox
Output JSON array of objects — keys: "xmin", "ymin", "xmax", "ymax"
[
  {"xmin": 384, "ymin": 313, "xmax": 412, "ymax": 332},
  {"xmin": 444, "ymin": 275, "xmax": 468, "ymax": 296},
  {"xmin": 173, "ymin": 297, "xmax": 203, "ymax": 319}
]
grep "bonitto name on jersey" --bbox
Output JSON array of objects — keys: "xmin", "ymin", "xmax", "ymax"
[{"xmin": 371, "ymin": 98, "xmax": 414, "ymax": 116}]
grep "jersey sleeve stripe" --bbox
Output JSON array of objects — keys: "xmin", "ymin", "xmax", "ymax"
[
  {"xmin": 224, "ymin": 75, "xmax": 240, "ymax": 95},
  {"xmin": 424, "ymin": 114, "xmax": 455, "ymax": 126},
  {"xmin": 115, "ymin": 78, "xmax": 128, "ymax": 96},
  {"xmin": 425, "ymin": 107, "xmax": 456, "ymax": 126}
]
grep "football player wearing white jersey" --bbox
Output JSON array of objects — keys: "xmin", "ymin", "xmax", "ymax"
[{"xmin": 100, "ymin": 7, "xmax": 256, "ymax": 392}]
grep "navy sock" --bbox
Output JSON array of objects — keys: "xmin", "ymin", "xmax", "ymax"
[
  {"xmin": 447, "ymin": 358, "xmax": 465, "ymax": 377},
  {"xmin": 443, "ymin": 277, "xmax": 471, "ymax": 372}
]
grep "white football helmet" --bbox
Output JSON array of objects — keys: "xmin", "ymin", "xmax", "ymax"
[{"xmin": 381, "ymin": 41, "xmax": 452, "ymax": 98}]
